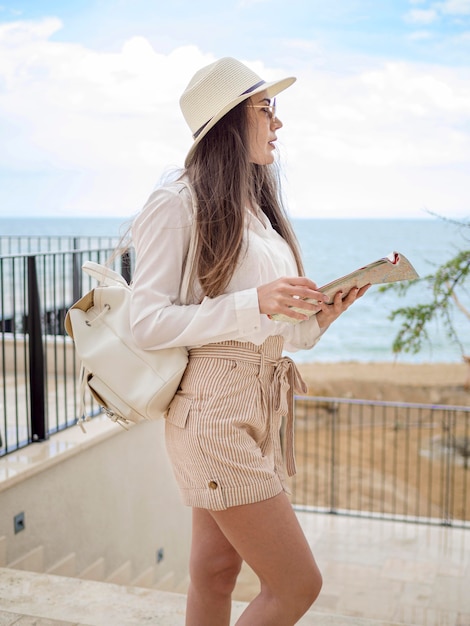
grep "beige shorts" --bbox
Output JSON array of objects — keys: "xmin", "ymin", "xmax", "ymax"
[{"xmin": 164, "ymin": 336, "xmax": 306, "ymax": 511}]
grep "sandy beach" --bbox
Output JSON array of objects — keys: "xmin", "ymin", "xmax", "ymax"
[{"xmin": 296, "ymin": 360, "xmax": 469, "ymax": 406}]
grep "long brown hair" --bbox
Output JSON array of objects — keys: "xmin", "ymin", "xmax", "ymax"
[{"xmin": 185, "ymin": 99, "xmax": 304, "ymax": 298}]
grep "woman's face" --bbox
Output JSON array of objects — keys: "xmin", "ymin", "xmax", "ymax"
[{"xmin": 246, "ymin": 90, "xmax": 283, "ymax": 165}]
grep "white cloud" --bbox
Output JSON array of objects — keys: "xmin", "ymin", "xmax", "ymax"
[
  {"xmin": 404, "ymin": 0, "xmax": 470, "ymax": 24},
  {"xmin": 0, "ymin": 18, "xmax": 469, "ymax": 218},
  {"xmin": 404, "ymin": 8, "xmax": 439, "ymax": 23},
  {"xmin": 0, "ymin": 19, "xmax": 216, "ymax": 214},
  {"xmin": 285, "ymin": 62, "xmax": 470, "ymax": 166},
  {"xmin": 280, "ymin": 60, "xmax": 470, "ymax": 217},
  {"xmin": 436, "ymin": 0, "xmax": 470, "ymax": 15},
  {"xmin": 407, "ymin": 29, "xmax": 435, "ymax": 39},
  {"xmin": 236, "ymin": 0, "xmax": 270, "ymax": 6},
  {"xmin": 0, "ymin": 15, "xmax": 62, "ymax": 47}
]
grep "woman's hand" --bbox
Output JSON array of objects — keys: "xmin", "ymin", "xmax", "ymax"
[
  {"xmin": 257, "ymin": 276, "xmax": 329, "ymax": 322},
  {"xmin": 316, "ymin": 284, "xmax": 371, "ymax": 330},
  {"xmin": 257, "ymin": 277, "xmax": 371, "ymax": 326}
]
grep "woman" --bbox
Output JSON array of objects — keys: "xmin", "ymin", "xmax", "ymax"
[{"xmin": 130, "ymin": 57, "xmax": 368, "ymax": 626}]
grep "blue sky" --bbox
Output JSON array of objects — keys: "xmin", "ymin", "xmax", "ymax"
[{"xmin": 0, "ymin": 0, "xmax": 469, "ymax": 218}]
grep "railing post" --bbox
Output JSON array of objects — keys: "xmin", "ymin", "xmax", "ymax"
[
  {"xmin": 121, "ymin": 250, "xmax": 132, "ymax": 284},
  {"xmin": 330, "ymin": 405, "xmax": 336, "ymax": 513},
  {"xmin": 27, "ymin": 255, "xmax": 48, "ymax": 442},
  {"xmin": 72, "ymin": 238, "xmax": 82, "ymax": 303},
  {"xmin": 442, "ymin": 409, "xmax": 454, "ymax": 526}
]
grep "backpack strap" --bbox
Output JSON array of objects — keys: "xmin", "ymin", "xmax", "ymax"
[
  {"xmin": 82, "ymin": 261, "xmax": 129, "ymax": 287},
  {"xmin": 175, "ymin": 180, "xmax": 199, "ymax": 305}
]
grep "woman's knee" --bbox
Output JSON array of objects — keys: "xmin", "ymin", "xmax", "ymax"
[
  {"xmin": 190, "ymin": 549, "xmax": 243, "ymax": 597},
  {"xmin": 287, "ymin": 563, "xmax": 323, "ymax": 616},
  {"xmin": 264, "ymin": 561, "xmax": 322, "ymax": 619},
  {"xmin": 302, "ymin": 565, "xmax": 323, "ymax": 608}
]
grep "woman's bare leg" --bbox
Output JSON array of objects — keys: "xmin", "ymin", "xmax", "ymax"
[
  {"xmin": 211, "ymin": 492, "xmax": 322, "ymax": 625},
  {"xmin": 186, "ymin": 507, "xmax": 243, "ymax": 626}
]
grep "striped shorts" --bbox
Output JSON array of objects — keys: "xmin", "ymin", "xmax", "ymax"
[{"xmin": 164, "ymin": 336, "xmax": 307, "ymax": 511}]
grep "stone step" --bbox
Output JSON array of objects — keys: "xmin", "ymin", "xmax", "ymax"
[
  {"xmin": 154, "ymin": 570, "xmax": 176, "ymax": 592},
  {"xmin": 77, "ymin": 556, "xmax": 106, "ymax": 581},
  {"xmin": 298, "ymin": 615, "xmax": 409, "ymax": 625},
  {"xmin": 46, "ymin": 552, "xmax": 76, "ymax": 578},
  {"xmin": 0, "ymin": 567, "xmax": 413, "ymax": 626},
  {"xmin": 0, "ymin": 537, "xmax": 5, "ymax": 568},
  {"xmin": 130, "ymin": 565, "xmax": 156, "ymax": 588},
  {"xmin": 7, "ymin": 545, "xmax": 44, "ymax": 573},
  {"xmin": 105, "ymin": 560, "xmax": 133, "ymax": 585},
  {"xmin": 4, "ymin": 537, "xmax": 186, "ymax": 597},
  {"xmin": 173, "ymin": 573, "xmax": 190, "ymax": 595}
]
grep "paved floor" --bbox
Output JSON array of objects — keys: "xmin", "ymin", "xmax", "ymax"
[
  {"xmin": 233, "ymin": 511, "xmax": 470, "ymax": 625},
  {"xmin": 0, "ymin": 566, "xmax": 407, "ymax": 626},
  {"xmin": 0, "ymin": 512, "xmax": 469, "ymax": 625},
  {"xmin": 299, "ymin": 511, "xmax": 470, "ymax": 625}
]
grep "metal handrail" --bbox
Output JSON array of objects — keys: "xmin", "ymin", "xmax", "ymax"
[
  {"xmin": 291, "ymin": 395, "xmax": 470, "ymax": 528},
  {"xmin": 0, "ymin": 246, "xmax": 131, "ymax": 453}
]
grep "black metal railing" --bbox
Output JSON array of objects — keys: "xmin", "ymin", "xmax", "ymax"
[
  {"xmin": 0, "ymin": 235, "xmax": 119, "ymax": 256},
  {"xmin": 292, "ymin": 396, "xmax": 470, "ymax": 528},
  {"xmin": 0, "ymin": 246, "xmax": 131, "ymax": 454}
]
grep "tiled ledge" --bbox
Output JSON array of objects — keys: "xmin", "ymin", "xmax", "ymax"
[
  {"xmin": 0, "ymin": 567, "xmax": 190, "ymax": 626},
  {"xmin": 0, "ymin": 567, "xmax": 408, "ymax": 626},
  {"xmin": 0, "ymin": 416, "xmax": 120, "ymax": 493}
]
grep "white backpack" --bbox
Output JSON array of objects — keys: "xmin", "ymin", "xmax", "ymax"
[{"xmin": 65, "ymin": 261, "xmax": 189, "ymax": 431}]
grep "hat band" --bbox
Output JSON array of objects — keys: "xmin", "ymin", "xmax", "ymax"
[
  {"xmin": 192, "ymin": 79, "xmax": 266, "ymax": 140},
  {"xmin": 193, "ymin": 120, "xmax": 210, "ymax": 140},
  {"xmin": 240, "ymin": 80, "xmax": 265, "ymax": 95}
]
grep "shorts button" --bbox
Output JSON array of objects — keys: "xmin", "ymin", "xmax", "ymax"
[{"xmin": 208, "ymin": 480, "xmax": 218, "ymax": 490}]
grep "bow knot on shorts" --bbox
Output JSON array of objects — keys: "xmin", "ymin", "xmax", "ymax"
[{"xmin": 165, "ymin": 337, "xmax": 307, "ymax": 511}]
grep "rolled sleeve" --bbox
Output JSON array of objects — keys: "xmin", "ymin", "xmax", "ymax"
[{"xmin": 282, "ymin": 314, "xmax": 325, "ymax": 352}]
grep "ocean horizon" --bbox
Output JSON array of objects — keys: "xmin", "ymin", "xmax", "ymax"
[{"xmin": 1, "ymin": 215, "xmax": 468, "ymax": 365}]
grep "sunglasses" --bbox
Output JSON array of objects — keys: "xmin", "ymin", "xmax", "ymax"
[{"xmin": 247, "ymin": 98, "xmax": 277, "ymax": 122}]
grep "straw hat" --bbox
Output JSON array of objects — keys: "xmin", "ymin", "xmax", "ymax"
[{"xmin": 180, "ymin": 57, "xmax": 296, "ymax": 165}]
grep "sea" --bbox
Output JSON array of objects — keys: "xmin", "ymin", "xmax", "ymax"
[{"xmin": 0, "ymin": 215, "xmax": 468, "ymax": 365}]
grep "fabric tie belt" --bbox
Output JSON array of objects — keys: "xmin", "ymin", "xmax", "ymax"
[{"xmin": 189, "ymin": 342, "xmax": 307, "ymax": 477}]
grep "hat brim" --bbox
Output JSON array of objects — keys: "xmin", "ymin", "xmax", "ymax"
[{"xmin": 184, "ymin": 76, "xmax": 296, "ymax": 167}]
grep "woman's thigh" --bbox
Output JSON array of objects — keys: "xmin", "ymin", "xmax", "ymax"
[{"xmin": 209, "ymin": 492, "xmax": 321, "ymax": 596}]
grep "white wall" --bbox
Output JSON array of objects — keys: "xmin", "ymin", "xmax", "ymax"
[{"xmin": 0, "ymin": 419, "xmax": 192, "ymax": 584}]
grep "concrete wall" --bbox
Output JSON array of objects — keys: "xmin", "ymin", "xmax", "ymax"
[{"xmin": 0, "ymin": 419, "xmax": 192, "ymax": 584}]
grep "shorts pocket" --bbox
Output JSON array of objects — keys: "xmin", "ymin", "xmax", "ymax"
[{"xmin": 166, "ymin": 394, "xmax": 192, "ymax": 429}]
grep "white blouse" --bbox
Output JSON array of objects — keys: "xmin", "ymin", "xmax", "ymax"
[{"xmin": 129, "ymin": 180, "xmax": 323, "ymax": 353}]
